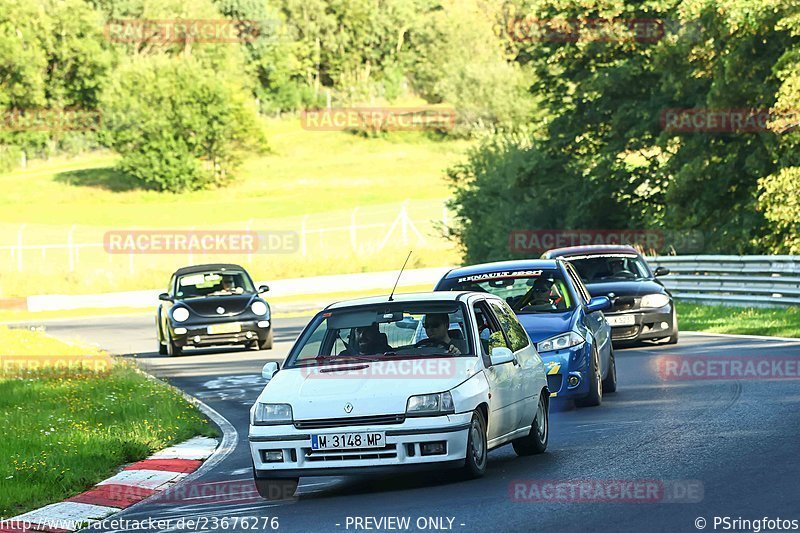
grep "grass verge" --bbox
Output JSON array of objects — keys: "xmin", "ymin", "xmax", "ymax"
[
  {"xmin": 677, "ymin": 302, "xmax": 800, "ymax": 338},
  {"xmin": 0, "ymin": 326, "xmax": 217, "ymax": 516}
]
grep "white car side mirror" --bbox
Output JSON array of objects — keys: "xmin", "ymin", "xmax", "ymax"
[
  {"xmin": 261, "ymin": 362, "xmax": 279, "ymax": 381},
  {"xmin": 490, "ymin": 347, "xmax": 515, "ymax": 366}
]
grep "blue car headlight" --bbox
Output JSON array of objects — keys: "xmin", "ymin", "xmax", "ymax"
[{"xmin": 537, "ymin": 332, "xmax": 585, "ymax": 353}]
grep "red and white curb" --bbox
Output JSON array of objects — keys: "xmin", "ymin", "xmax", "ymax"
[{"xmin": 1, "ymin": 436, "xmax": 218, "ymax": 533}]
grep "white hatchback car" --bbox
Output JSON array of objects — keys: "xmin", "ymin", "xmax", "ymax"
[{"xmin": 248, "ymin": 292, "xmax": 550, "ymax": 499}]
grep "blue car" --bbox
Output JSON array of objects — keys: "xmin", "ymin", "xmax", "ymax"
[{"xmin": 434, "ymin": 260, "xmax": 616, "ymax": 407}]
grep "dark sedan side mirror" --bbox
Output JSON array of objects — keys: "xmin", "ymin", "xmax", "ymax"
[
  {"xmin": 586, "ymin": 296, "xmax": 611, "ymax": 313},
  {"xmin": 158, "ymin": 292, "xmax": 173, "ymax": 302},
  {"xmin": 258, "ymin": 285, "xmax": 270, "ymax": 294},
  {"xmin": 654, "ymin": 266, "xmax": 670, "ymax": 277}
]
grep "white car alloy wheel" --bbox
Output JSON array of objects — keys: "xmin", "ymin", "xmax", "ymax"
[{"xmin": 463, "ymin": 410, "xmax": 487, "ymax": 478}]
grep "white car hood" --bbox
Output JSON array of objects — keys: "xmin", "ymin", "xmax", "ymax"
[{"xmin": 257, "ymin": 357, "xmax": 480, "ymax": 419}]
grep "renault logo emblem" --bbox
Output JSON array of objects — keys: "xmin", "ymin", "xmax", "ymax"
[
  {"xmin": 344, "ymin": 402, "xmax": 353, "ymax": 413},
  {"xmin": 216, "ymin": 306, "xmax": 225, "ymax": 314}
]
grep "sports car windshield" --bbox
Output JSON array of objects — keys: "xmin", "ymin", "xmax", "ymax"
[
  {"xmin": 566, "ymin": 254, "xmax": 652, "ymax": 283},
  {"xmin": 441, "ymin": 269, "xmax": 574, "ymax": 314},
  {"xmin": 286, "ymin": 302, "xmax": 475, "ymax": 367},
  {"xmin": 176, "ymin": 271, "xmax": 255, "ymax": 299}
]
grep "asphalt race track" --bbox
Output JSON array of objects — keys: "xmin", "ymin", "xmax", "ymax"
[{"xmin": 38, "ymin": 315, "xmax": 800, "ymax": 533}]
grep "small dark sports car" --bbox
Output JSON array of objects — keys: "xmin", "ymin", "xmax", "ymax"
[
  {"xmin": 157, "ymin": 263, "xmax": 273, "ymax": 356},
  {"xmin": 541, "ymin": 245, "xmax": 678, "ymax": 345}
]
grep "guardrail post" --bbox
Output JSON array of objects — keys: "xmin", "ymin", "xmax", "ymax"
[
  {"xmin": 68, "ymin": 225, "xmax": 76, "ymax": 272},
  {"xmin": 16, "ymin": 224, "xmax": 25, "ymax": 272},
  {"xmin": 350, "ymin": 207, "xmax": 359, "ymax": 252},
  {"xmin": 300, "ymin": 215, "xmax": 308, "ymax": 257}
]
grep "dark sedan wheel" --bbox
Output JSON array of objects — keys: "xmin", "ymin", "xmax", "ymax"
[
  {"xmin": 666, "ymin": 308, "xmax": 679, "ymax": 344},
  {"xmin": 575, "ymin": 346, "xmax": 602, "ymax": 407},
  {"xmin": 462, "ymin": 410, "xmax": 488, "ymax": 478},
  {"xmin": 513, "ymin": 392, "xmax": 548, "ymax": 456}
]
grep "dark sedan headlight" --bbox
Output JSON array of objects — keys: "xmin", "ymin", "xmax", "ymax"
[
  {"xmin": 640, "ymin": 294, "xmax": 670, "ymax": 309},
  {"xmin": 171, "ymin": 307, "xmax": 190, "ymax": 322}
]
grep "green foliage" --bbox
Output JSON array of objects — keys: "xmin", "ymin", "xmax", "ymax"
[
  {"xmin": 757, "ymin": 167, "xmax": 800, "ymax": 253},
  {"xmin": 447, "ymin": 0, "xmax": 800, "ymax": 260},
  {"xmin": 101, "ymin": 56, "xmax": 266, "ymax": 192}
]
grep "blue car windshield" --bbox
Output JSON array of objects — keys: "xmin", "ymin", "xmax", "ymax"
[{"xmin": 443, "ymin": 269, "xmax": 574, "ymax": 314}]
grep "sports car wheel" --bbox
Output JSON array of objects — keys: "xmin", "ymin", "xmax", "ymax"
[
  {"xmin": 258, "ymin": 329, "xmax": 273, "ymax": 350},
  {"xmin": 575, "ymin": 346, "xmax": 602, "ymax": 407},
  {"xmin": 166, "ymin": 331, "xmax": 182, "ymax": 357},
  {"xmin": 158, "ymin": 341, "xmax": 168, "ymax": 356},
  {"xmin": 512, "ymin": 392, "xmax": 548, "ymax": 456},
  {"xmin": 462, "ymin": 410, "xmax": 487, "ymax": 478},
  {"xmin": 602, "ymin": 349, "xmax": 617, "ymax": 393},
  {"xmin": 253, "ymin": 477, "xmax": 298, "ymax": 501}
]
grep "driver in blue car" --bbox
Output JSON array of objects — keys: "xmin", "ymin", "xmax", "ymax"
[{"xmin": 419, "ymin": 313, "xmax": 462, "ymax": 355}]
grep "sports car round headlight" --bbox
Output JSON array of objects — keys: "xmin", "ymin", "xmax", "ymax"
[
  {"xmin": 251, "ymin": 301, "xmax": 268, "ymax": 316},
  {"xmin": 172, "ymin": 307, "xmax": 190, "ymax": 322}
]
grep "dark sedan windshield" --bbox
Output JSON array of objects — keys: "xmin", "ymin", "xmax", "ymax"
[
  {"xmin": 439, "ymin": 269, "xmax": 574, "ymax": 314},
  {"xmin": 176, "ymin": 271, "xmax": 255, "ymax": 298},
  {"xmin": 566, "ymin": 254, "xmax": 652, "ymax": 283}
]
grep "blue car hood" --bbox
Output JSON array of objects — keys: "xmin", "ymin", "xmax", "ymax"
[{"xmin": 517, "ymin": 312, "xmax": 574, "ymax": 343}]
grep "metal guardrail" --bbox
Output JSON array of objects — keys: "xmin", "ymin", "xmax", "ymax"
[{"xmin": 648, "ymin": 255, "xmax": 800, "ymax": 307}]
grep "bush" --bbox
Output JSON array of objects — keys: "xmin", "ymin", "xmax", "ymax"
[
  {"xmin": 101, "ymin": 56, "xmax": 267, "ymax": 192},
  {"xmin": 757, "ymin": 167, "xmax": 800, "ymax": 253}
]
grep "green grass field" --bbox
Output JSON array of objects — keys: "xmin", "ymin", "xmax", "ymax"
[
  {"xmin": 0, "ymin": 117, "xmax": 470, "ymax": 299},
  {"xmin": 0, "ymin": 327, "xmax": 216, "ymax": 516},
  {"xmin": 676, "ymin": 302, "xmax": 800, "ymax": 338}
]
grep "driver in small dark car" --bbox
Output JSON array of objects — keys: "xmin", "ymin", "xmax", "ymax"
[{"xmin": 421, "ymin": 313, "xmax": 461, "ymax": 355}]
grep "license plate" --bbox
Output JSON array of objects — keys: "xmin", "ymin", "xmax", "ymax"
[
  {"xmin": 208, "ymin": 323, "xmax": 241, "ymax": 334},
  {"xmin": 311, "ymin": 432, "xmax": 385, "ymax": 450},
  {"xmin": 607, "ymin": 314, "xmax": 635, "ymax": 327}
]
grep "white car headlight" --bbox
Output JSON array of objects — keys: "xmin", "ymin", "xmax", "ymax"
[
  {"xmin": 536, "ymin": 331, "xmax": 585, "ymax": 353},
  {"xmin": 251, "ymin": 301, "xmax": 268, "ymax": 316},
  {"xmin": 406, "ymin": 392, "xmax": 454, "ymax": 417},
  {"xmin": 252, "ymin": 403, "xmax": 293, "ymax": 425},
  {"xmin": 172, "ymin": 307, "xmax": 190, "ymax": 322},
  {"xmin": 640, "ymin": 293, "xmax": 670, "ymax": 309}
]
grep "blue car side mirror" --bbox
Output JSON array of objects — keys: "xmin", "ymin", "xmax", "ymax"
[{"xmin": 586, "ymin": 296, "xmax": 611, "ymax": 313}]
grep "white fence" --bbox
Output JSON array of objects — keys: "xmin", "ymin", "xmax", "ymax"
[{"xmin": 0, "ymin": 200, "xmax": 452, "ymax": 275}]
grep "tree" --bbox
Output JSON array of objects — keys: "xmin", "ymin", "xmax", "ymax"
[{"xmin": 101, "ymin": 56, "xmax": 266, "ymax": 192}]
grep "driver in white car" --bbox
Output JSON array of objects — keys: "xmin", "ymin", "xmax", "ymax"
[{"xmin": 422, "ymin": 313, "xmax": 462, "ymax": 355}]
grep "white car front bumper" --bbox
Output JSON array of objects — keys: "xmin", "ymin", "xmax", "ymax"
[{"xmin": 249, "ymin": 412, "xmax": 472, "ymax": 478}]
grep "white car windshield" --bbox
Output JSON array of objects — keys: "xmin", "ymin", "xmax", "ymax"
[{"xmin": 286, "ymin": 302, "xmax": 475, "ymax": 367}]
